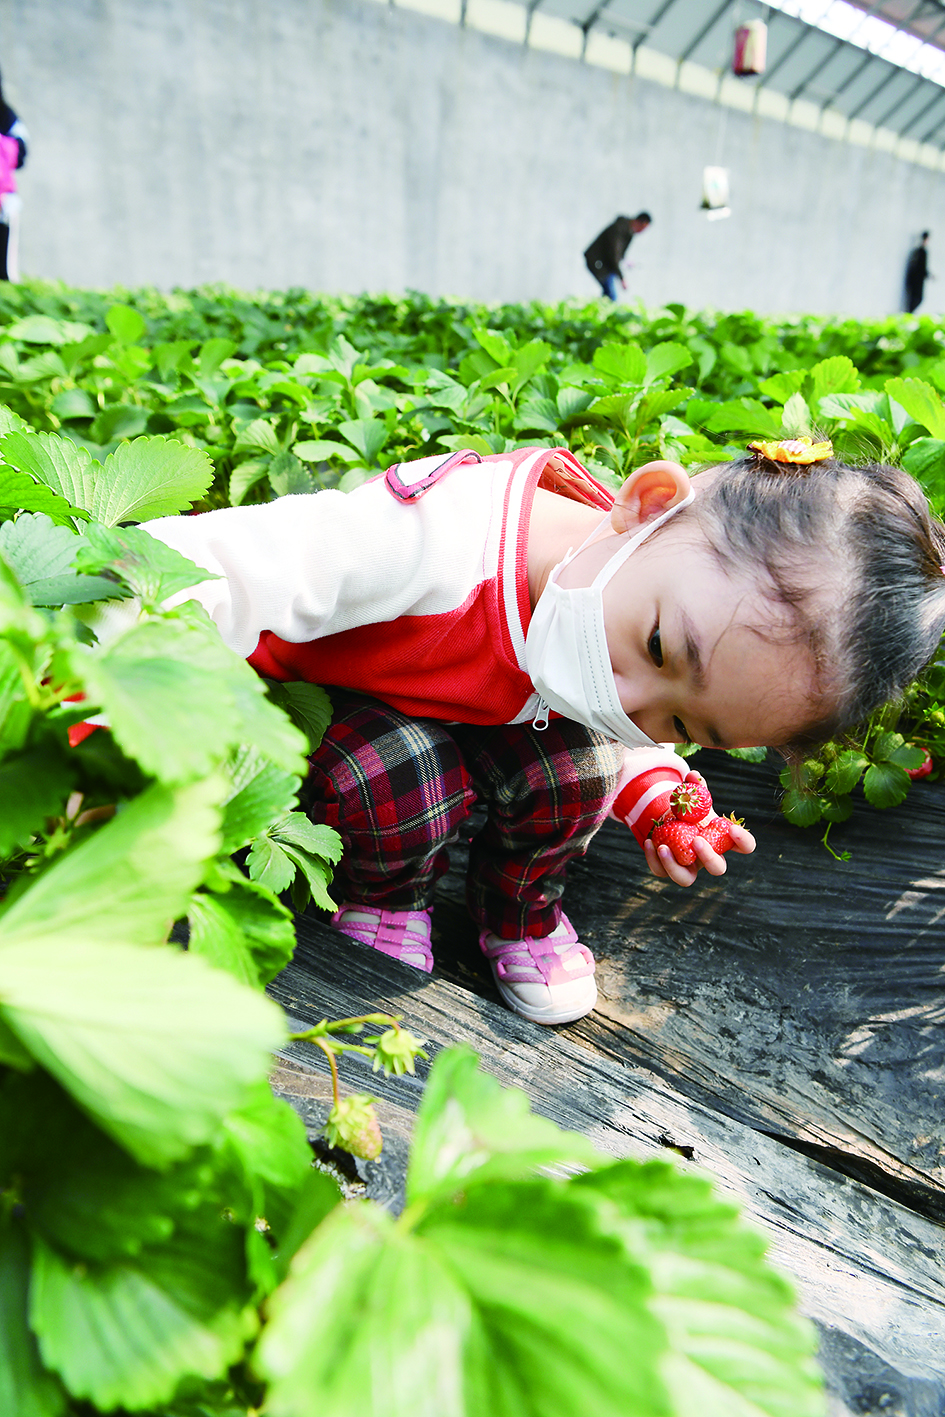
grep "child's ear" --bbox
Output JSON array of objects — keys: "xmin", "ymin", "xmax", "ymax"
[{"xmin": 611, "ymin": 461, "xmax": 691, "ymax": 535}]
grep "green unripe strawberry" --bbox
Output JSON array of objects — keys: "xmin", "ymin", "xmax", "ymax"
[{"xmin": 324, "ymin": 1093, "xmax": 383, "ymax": 1160}]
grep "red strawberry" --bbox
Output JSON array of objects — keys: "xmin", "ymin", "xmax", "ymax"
[
  {"xmin": 651, "ymin": 815, "xmax": 699, "ymax": 865},
  {"xmin": 696, "ymin": 817, "xmax": 736, "ymax": 855},
  {"xmin": 906, "ymin": 747, "xmax": 934, "ymax": 780},
  {"xmin": 669, "ymin": 780, "xmax": 713, "ymax": 823}
]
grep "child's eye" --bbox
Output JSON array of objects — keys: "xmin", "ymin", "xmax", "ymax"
[
  {"xmin": 647, "ymin": 626, "xmax": 663, "ymax": 667},
  {"xmin": 673, "ymin": 716, "xmax": 690, "ymax": 742}
]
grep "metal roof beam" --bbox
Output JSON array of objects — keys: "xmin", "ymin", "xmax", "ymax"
[
  {"xmin": 898, "ymin": 77, "xmax": 945, "ymax": 133},
  {"xmin": 846, "ymin": 59, "xmax": 901, "ymax": 117},
  {"xmin": 677, "ymin": 0, "xmax": 734, "ymax": 64}
]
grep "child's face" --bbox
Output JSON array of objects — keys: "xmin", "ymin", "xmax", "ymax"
[{"xmin": 566, "ymin": 519, "xmax": 819, "ymax": 749}]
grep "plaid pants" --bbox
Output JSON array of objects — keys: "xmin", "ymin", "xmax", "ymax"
[{"xmin": 302, "ymin": 690, "xmax": 624, "ymax": 940}]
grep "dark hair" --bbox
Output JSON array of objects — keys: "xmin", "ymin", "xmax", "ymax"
[
  {"xmin": 922, "ymin": 230, "xmax": 930, "ymax": 241},
  {"xmin": 634, "ymin": 211, "xmax": 652, "ymax": 225},
  {"xmin": 679, "ymin": 454, "xmax": 945, "ymax": 752}
]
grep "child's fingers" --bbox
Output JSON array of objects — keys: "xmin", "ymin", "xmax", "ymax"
[
  {"xmin": 691, "ymin": 835, "xmax": 728, "ymax": 876},
  {"xmin": 643, "ymin": 837, "xmax": 700, "ymax": 886},
  {"xmin": 728, "ymin": 823, "xmax": 756, "ymax": 854}
]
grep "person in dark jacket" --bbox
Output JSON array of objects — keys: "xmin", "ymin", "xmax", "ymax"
[
  {"xmin": 584, "ymin": 212, "xmax": 651, "ymax": 300},
  {"xmin": 905, "ymin": 231, "xmax": 931, "ymax": 314}
]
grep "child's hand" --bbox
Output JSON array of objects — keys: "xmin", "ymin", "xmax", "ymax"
[{"xmin": 642, "ymin": 771, "xmax": 756, "ymax": 886}]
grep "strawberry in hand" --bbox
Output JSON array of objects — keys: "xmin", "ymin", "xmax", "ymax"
[{"xmin": 644, "ymin": 771, "xmax": 755, "ymax": 886}]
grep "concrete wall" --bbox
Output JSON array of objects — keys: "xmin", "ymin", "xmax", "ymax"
[{"xmin": 1, "ymin": 0, "xmax": 944, "ymax": 315}]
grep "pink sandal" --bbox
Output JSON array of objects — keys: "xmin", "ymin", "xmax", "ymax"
[
  {"xmin": 330, "ymin": 904, "xmax": 434, "ymax": 973},
  {"xmin": 479, "ymin": 913, "xmax": 597, "ymax": 1025}
]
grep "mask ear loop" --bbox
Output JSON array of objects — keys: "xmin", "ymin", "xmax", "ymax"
[{"xmin": 589, "ymin": 485, "xmax": 696, "ymax": 593}]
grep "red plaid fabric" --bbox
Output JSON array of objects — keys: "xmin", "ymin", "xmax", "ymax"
[{"xmin": 302, "ymin": 691, "xmax": 623, "ymax": 940}]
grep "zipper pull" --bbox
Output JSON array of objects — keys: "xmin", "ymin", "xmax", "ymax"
[{"xmin": 532, "ymin": 697, "xmax": 550, "ymax": 731}]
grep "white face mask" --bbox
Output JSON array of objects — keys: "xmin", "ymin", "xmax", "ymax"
[{"xmin": 525, "ymin": 487, "xmax": 695, "ymax": 749}]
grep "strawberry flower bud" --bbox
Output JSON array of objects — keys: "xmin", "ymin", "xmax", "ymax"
[
  {"xmin": 369, "ymin": 1025, "xmax": 429, "ymax": 1076},
  {"xmin": 324, "ymin": 1093, "xmax": 383, "ymax": 1160}
]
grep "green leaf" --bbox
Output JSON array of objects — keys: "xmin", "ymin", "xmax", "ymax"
[
  {"xmin": 0, "ymin": 933, "xmax": 285, "ymax": 1165},
  {"xmin": 704, "ymin": 401, "xmax": 782, "ymax": 438},
  {"xmin": 0, "ymin": 778, "xmax": 222, "ymax": 950},
  {"xmin": 337, "ymin": 418, "xmax": 387, "ymax": 465},
  {"xmin": 406, "ymin": 1046, "xmax": 601, "ymax": 1207},
  {"xmin": 418, "ymin": 1181, "xmax": 668, "ymax": 1417},
  {"xmin": 0, "ymin": 747, "xmax": 74, "ymax": 858},
  {"xmin": 5, "ymin": 314, "xmax": 77, "ymax": 346},
  {"xmin": 902, "ymin": 437, "xmax": 945, "ymax": 504},
  {"xmin": 574, "ymin": 1160, "xmax": 825, "ymax": 1416},
  {"xmin": 78, "ymin": 620, "xmax": 241, "ymax": 783},
  {"xmin": 271, "ymin": 811, "xmax": 343, "ymax": 863},
  {"xmin": 89, "ymin": 403, "xmax": 150, "ymax": 446},
  {"xmin": 259, "ymin": 1202, "xmax": 474, "ymax": 1417},
  {"xmin": 229, "ymin": 456, "xmax": 270, "ymax": 505},
  {"xmin": 808, "ymin": 355, "xmax": 859, "ymax": 405},
  {"xmin": 198, "ymin": 337, "xmax": 237, "ymax": 375},
  {"xmin": 268, "ymin": 451, "xmax": 314, "ymax": 497},
  {"xmin": 824, "ymin": 750, "xmax": 868, "ymax": 796},
  {"xmin": 73, "ymin": 521, "xmax": 217, "ymax": 609},
  {"xmin": 643, "ymin": 342, "xmax": 692, "ymax": 387},
  {"xmin": 884, "ymin": 377, "xmax": 945, "ymax": 440},
  {"xmin": 93, "ymin": 436, "xmax": 214, "ymax": 524},
  {"xmin": 105, "ymin": 304, "xmax": 147, "ymax": 345},
  {"xmin": 780, "ymin": 391, "xmax": 811, "ymax": 436},
  {"xmin": 862, "ymin": 760, "xmax": 911, "ymax": 809},
  {"xmin": 246, "ymin": 834, "xmax": 295, "ymax": 894},
  {"xmin": 593, "ymin": 342, "xmax": 646, "ymax": 387},
  {"xmin": 0, "ymin": 514, "xmax": 126, "ymax": 606},
  {"xmin": 557, "ymin": 385, "xmax": 594, "ymax": 419},
  {"xmin": 473, "ymin": 327, "xmax": 513, "ymax": 367},
  {"xmin": 188, "ymin": 876, "xmax": 295, "ymax": 987},
  {"xmin": 29, "ymin": 1234, "xmax": 255, "ymax": 1411},
  {"xmin": 292, "ymin": 439, "xmax": 361, "ymax": 465},
  {"xmin": 265, "ymin": 679, "xmax": 333, "ymax": 753},
  {"xmin": 0, "ymin": 464, "xmax": 87, "ymax": 525},
  {"xmin": 779, "ymin": 788, "xmax": 824, "ymax": 827},
  {"xmin": 220, "ymin": 747, "xmax": 301, "ymax": 855},
  {"xmin": 0, "ymin": 1217, "xmax": 66, "ymax": 1417},
  {"xmin": 758, "ymin": 371, "xmax": 805, "ymax": 405},
  {"xmin": 233, "ymin": 418, "xmax": 280, "ymax": 456},
  {"xmin": 50, "ymin": 387, "xmax": 96, "ymax": 420},
  {"xmin": 0, "ymin": 431, "xmax": 99, "ymax": 513}
]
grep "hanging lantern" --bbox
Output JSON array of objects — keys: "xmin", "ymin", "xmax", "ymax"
[{"xmin": 733, "ymin": 19, "xmax": 767, "ymax": 76}]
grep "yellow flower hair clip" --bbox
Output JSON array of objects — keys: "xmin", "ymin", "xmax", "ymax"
[{"xmin": 747, "ymin": 435, "xmax": 834, "ymax": 465}]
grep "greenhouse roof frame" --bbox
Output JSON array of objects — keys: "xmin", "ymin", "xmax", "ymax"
[{"xmin": 536, "ymin": 0, "xmax": 945, "ymax": 143}]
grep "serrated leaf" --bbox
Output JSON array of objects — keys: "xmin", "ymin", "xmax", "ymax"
[
  {"xmin": 78, "ymin": 621, "xmax": 240, "ymax": 783},
  {"xmin": 105, "ymin": 304, "xmax": 147, "ymax": 345},
  {"xmin": 246, "ymin": 834, "xmax": 295, "ymax": 894},
  {"xmin": 0, "ymin": 464, "xmax": 86, "ymax": 525},
  {"xmin": 271, "ymin": 811, "xmax": 343, "ymax": 863},
  {"xmin": 259, "ymin": 1203, "xmax": 473, "ymax": 1417},
  {"xmin": 292, "ymin": 439, "xmax": 361, "ymax": 465},
  {"xmin": 0, "ymin": 747, "xmax": 74, "ymax": 858},
  {"xmin": 268, "ymin": 451, "xmax": 314, "ymax": 497},
  {"xmin": 50, "ymin": 387, "xmax": 96, "ymax": 420},
  {"xmin": 89, "ymin": 403, "xmax": 150, "ymax": 446},
  {"xmin": 884, "ymin": 377, "xmax": 945, "ymax": 440},
  {"xmin": 265, "ymin": 679, "xmax": 333, "ymax": 753},
  {"xmin": 233, "ymin": 419, "xmax": 280, "ymax": 456},
  {"xmin": 337, "ymin": 418, "xmax": 387, "ymax": 464},
  {"xmin": 5, "ymin": 314, "xmax": 74, "ymax": 346},
  {"xmin": 221, "ymin": 748, "xmax": 300, "ymax": 855},
  {"xmin": 0, "ymin": 1217, "xmax": 66, "ymax": 1417},
  {"xmin": 229, "ymin": 457, "xmax": 270, "ymax": 506},
  {"xmin": 574, "ymin": 1160, "xmax": 824, "ymax": 1416},
  {"xmin": 92, "ymin": 437, "xmax": 214, "ymax": 524},
  {"xmin": 0, "ymin": 430, "xmax": 100, "ymax": 512},
  {"xmin": 417, "ymin": 1180, "xmax": 667, "ymax": 1417},
  {"xmin": 406, "ymin": 1045, "xmax": 601, "ymax": 1207},
  {"xmin": 188, "ymin": 878, "xmax": 295, "ymax": 987},
  {"xmin": 862, "ymin": 760, "xmax": 911, "ymax": 808},
  {"xmin": 0, "ymin": 514, "xmax": 124, "ymax": 606},
  {"xmin": 779, "ymin": 788, "xmax": 824, "ymax": 827},
  {"xmin": 556, "ymin": 385, "xmax": 594, "ymax": 419},
  {"xmin": 809, "ymin": 355, "xmax": 859, "ymax": 405},
  {"xmin": 280, "ymin": 843, "xmax": 336, "ymax": 911},
  {"xmin": 73, "ymin": 521, "xmax": 217, "ymax": 609},
  {"xmin": 29, "ymin": 1233, "xmax": 255, "ymax": 1411},
  {"xmin": 593, "ymin": 341, "xmax": 647, "ymax": 387},
  {"xmin": 781, "ymin": 391, "xmax": 811, "ymax": 436},
  {"xmin": 824, "ymin": 750, "xmax": 867, "ymax": 796},
  {"xmin": 473, "ymin": 327, "xmax": 513, "ymax": 367},
  {"xmin": 704, "ymin": 400, "xmax": 782, "ymax": 438},
  {"xmin": 757, "ymin": 371, "xmax": 805, "ymax": 405},
  {"xmin": 0, "ymin": 933, "xmax": 285, "ymax": 1165},
  {"xmin": 644, "ymin": 342, "xmax": 692, "ymax": 387}
]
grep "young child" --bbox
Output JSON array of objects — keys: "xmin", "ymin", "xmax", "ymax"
[{"xmin": 125, "ymin": 439, "xmax": 945, "ymax": 1025}]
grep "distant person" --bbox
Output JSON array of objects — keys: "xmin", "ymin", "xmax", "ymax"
[
  {"xmin": 584, "ymin": 212, "xmax": 651, "ymax": 300},
  {"xmin": 0, "ymin": 73, "xmax": 27, "ymax": 282},
  {"xmin": 905, "ymin": 231, "xmax": 931, "ymax": 314}
]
